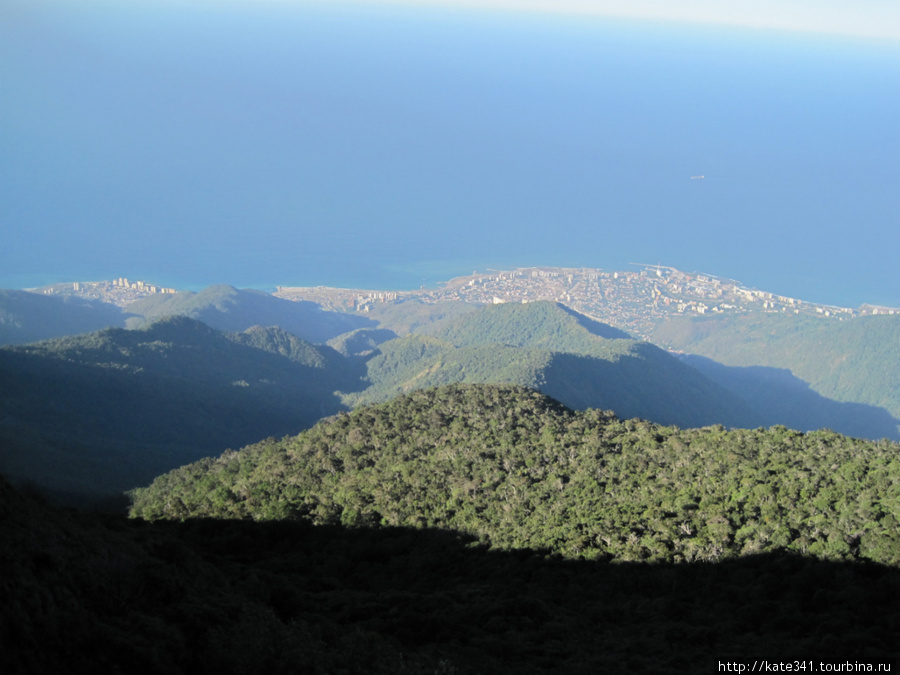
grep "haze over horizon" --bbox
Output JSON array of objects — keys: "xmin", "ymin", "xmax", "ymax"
[
  {"xmin": 341, "ymin": 0, "xmax": 900, "ymax": 41},
  {"xmin": 2, "ymin": 0, "xmax": 899, "ymax": 307}
]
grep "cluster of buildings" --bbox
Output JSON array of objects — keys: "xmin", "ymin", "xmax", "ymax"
[
  {"xmin": 277, "ymin": 265, "xmax": 892, "ymax": 341},
  {"xmin": 46, "ymin": 266, "xmax": 889, "ymax": 339},
  {"xmin": 36, "ymin": 278, "xmax": 177, "ymax": 307},
  {"xmin": 111, "ymin": 278, "xmax": 177, "ymax": 295},
  {"xmin": 273, "ymin": 286, "xmax": 401, "ymax": 312}
]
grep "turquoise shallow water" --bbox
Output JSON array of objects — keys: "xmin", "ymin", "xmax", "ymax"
[{"xmin": 2, "ymin": 1, "xmax": 899, "ymax": 306}]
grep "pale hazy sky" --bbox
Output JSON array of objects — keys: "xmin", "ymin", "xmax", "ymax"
[{"xmin": 330, "ymin": 0, "xmax": 900, "ymax": 41}]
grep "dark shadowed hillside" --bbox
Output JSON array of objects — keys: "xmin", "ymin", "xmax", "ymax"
[
  {"xmin": 652, "ymin": 313, "xmax": 900, "ymax": 420},
  {"xmin": 0, "ymin": 317, "xmax": 363, "ymax": 503},
  {"xmin": 126, "ymin": 284, "xmax": 375, "ymax": 343},
  {"xmin": 679, "ymin": 354, "xmax": 900, "ymax": 441},
  {"xmin": 0, "ymin": 289, "xmax": 127, "ymax": 345},
  {"xmin": 326, "ymin": 327, "xmax": 399, "ymax": 357}
]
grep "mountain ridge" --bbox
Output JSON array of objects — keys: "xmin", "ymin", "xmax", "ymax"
[
  {"xmin": 125, "ymin": 284, "xmax": 375, "ymax": 343},
  {"xmin": 653, "ymin": 313, "xmax": 900, "ymax": 421},
  {"xmin": 0, "ymin": 317, "xmax": 361, "ymax": 503},
  {"xmin": 352, "ymin": 302, "xmax": 763, "ymax": 428}
]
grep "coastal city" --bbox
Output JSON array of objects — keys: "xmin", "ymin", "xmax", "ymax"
[
  {"xmin": 33, "ymin": 265, "xmax": 898, "ymax": 341},
  {"xmin": 275, "ymin": 265, "xmax": 897, "ymax": 340},
  {"xmin": 34, "ymin": 278, "xmax": 177, "ymax": 307}
]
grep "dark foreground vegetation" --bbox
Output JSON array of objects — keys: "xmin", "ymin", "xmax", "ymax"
[{"xmin": 3, "ymin": 474, "xmax": 898, "ymax": 674}]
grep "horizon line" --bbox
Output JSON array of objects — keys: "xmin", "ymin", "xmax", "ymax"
[{"xmin": 300, "ymin": 0, "xmax": 900, "ymax": 43}]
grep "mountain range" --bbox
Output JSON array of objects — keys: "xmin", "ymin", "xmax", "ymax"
[
  {"xmin": 0, "ymin": 289, "xmax": 127, "ymax": 344},
  {"xmin": 4, "ymin": 278, "xmax": 900, "ymax": 671},
  {"xmin": 350, "ymin": 301, "xmax": 757, "ymax": 429},
  {"xmin": 0, "ymin": 284, "xmax": 374, "ymax": 347},
  {"xmin": 2, "ymin": 279, "xmax": 899, "ymax": 506},
  {"xmin": 0, "ymin": 316, "xmax": 360, "ymax": 505}
]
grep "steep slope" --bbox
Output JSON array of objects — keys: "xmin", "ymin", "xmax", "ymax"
[
  {"xmin": 348, "ymin": 297, "xmax": 478, "ymax": 335},
  {"xmin": 9, "ymin": 315, "xmax": 357, "ymax": 390},
  {"xmin": 132, "ymin": 384, "xmax": 900, "ymax": 568},
  {"xmin": 0, "ymin": 289, "xmax": 126, "ymax": 345},
  {"xmin": 680, "ymin": 355, "xmax": 900, "ymax": 441},
  {"xmin": 0, "ymin": 317, "xmax": 361, "ymax": 502},
  {"xmin": 652, "ymin": 313, "xmax": 900, "ymax": 419},
  {"xmin": 126, "ymin": 284, "xmax": 374, "ymax": 343},
  {"xmin": 326, "ymin": 327, "xmax": 398, "ymax": 357},
  {"xmin": 431, "ymin": 300, "xmax": 632, "ymax": 348},
  {"xmin": 351, "ymin": 302, "xmax": 757, "ymax": 428}
]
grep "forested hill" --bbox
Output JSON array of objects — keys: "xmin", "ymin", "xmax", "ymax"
[
  {"xmin": 0, "ymin": 289, "xmax": 127, "ymax": 345},
  {"xmin": 4, "ymin": 315, "xmax": 362, "ymax": 403},
  {"xmin": 350, "ymin": 301, "xmax": 758, "ymax": 429},
  {"xmin": 427, "ymin": 300, "xmax": 633, "ymax": 347},
  {"xmin": 125, "ymin": 284, "xmax": 373, "ymax": 343},
  {"xmin": 0, "ymin": 283, "xmax": 377, "ymax": 346},
  {"xmin": 653, "ymin": 313, "xmax": 900, "ymax": 420},
  {"xmin": 131, "ymin": 384, "xmax": 900, "ymax": 567},
  {"xmin": 0, "ymin": 317, "xmax": 362, "ymax": 503}
]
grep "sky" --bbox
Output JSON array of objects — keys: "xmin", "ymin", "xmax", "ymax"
[{"xmin": 318, "ymin": 0, "xmax": 900, "ymax": 40}]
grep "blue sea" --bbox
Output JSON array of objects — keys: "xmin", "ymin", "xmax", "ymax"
[{"xmin": 2, "ymin": 1, "xmax": 899, "ymax": 307}]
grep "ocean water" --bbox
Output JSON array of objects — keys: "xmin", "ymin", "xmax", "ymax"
[{"xmin": 2, "ymin": 1, "xmax": 899, "ymax": 307}]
